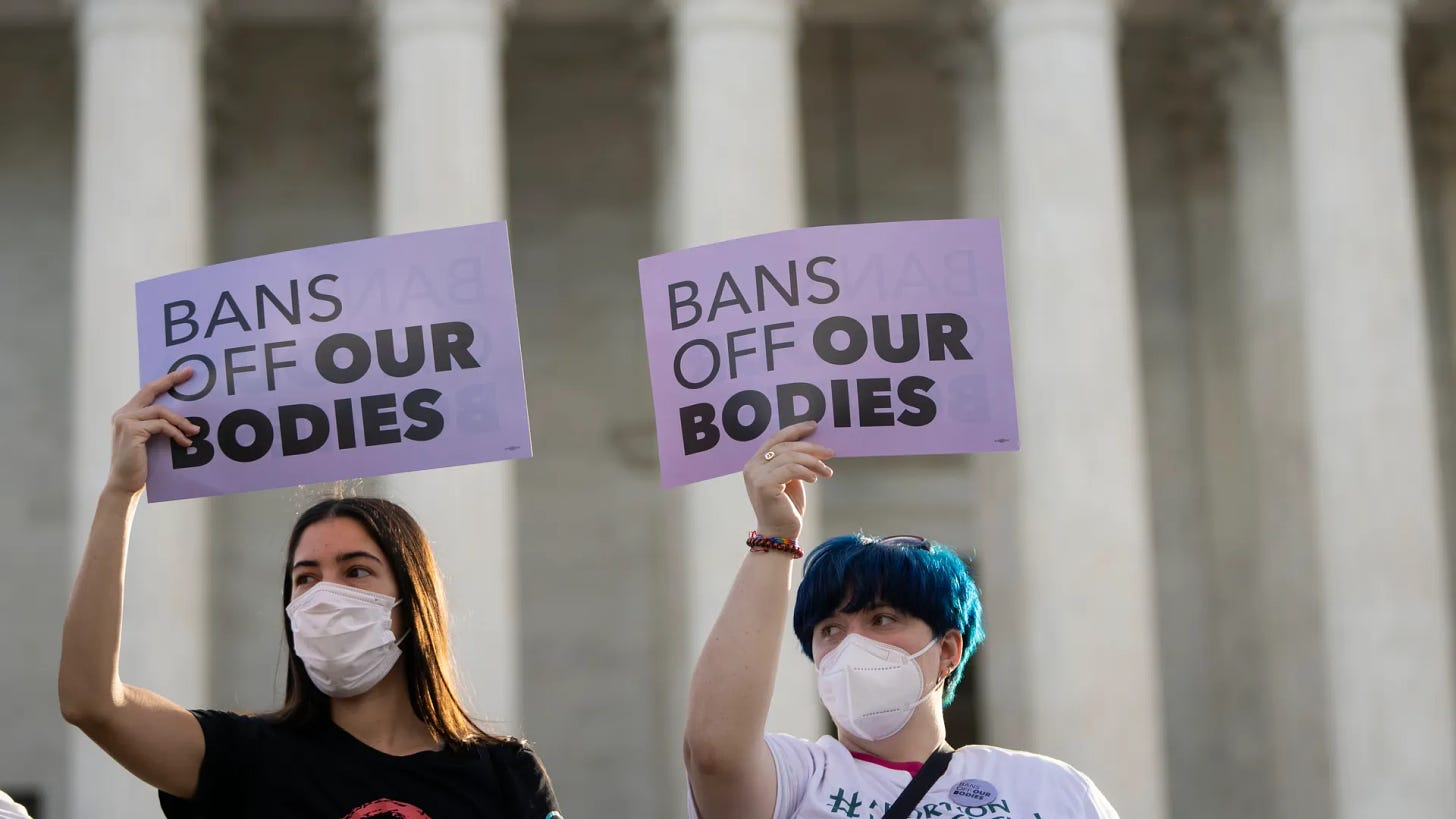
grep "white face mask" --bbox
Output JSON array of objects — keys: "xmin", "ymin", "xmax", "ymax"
[
  {"xmin": 286, "ymin": 581, "xmax": 408, "ymax": 699},
  {"xmin": 816, "ymin": 633, "xmax": 941, "ymax": 742}
]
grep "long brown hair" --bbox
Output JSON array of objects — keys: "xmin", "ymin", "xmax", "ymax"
[{"xmin": 270, "ymin": 497, "xmax": 501, "ymax": 749}]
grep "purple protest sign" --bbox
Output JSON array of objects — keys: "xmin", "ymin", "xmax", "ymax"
[
  {"xmin": 135, "ymin": 221, "xmax": 532, "ymax": 502},
  {"xmin": 639, "ymin": 219, "xmax": 1018, "ymax": 487}
]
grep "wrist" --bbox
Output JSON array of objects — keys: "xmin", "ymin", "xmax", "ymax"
[
  {"xmin": 98, "ymin": 483, "xmax": 142, "ymax": 509},
  {"xmin": 752, "ymin": 523, "xmax": 800, "ymax": 541}
]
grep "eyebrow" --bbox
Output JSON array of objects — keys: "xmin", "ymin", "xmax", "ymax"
[{"xmin": 291, "ymin": 551, "xmax": 384, "ymax": 571}]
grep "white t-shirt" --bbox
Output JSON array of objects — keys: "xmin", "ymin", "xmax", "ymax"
[
  {"xmin": 0, "ymin": 790, "xmax": 32, "ymax": 819},
  {"xmin": 763, "ymin": 734, "xmax": 1118, "ymax": 819}
]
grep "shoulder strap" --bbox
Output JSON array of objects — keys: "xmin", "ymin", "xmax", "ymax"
[{"xmin": 881, "ymin": 742, "xmax": 955, "ymax": 819}]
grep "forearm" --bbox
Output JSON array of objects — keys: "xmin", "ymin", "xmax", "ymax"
[
  {"xmin": 684, "ymin": 547, "xmax": 796, "ymax": 769},
  {"xmin": 59, "ymin": 487, "xmax": 139, "ymax": 721}
]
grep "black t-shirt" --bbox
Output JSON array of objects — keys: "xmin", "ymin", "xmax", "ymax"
[{"xmin": 158, "ymin": 710, "xmax": 561, "ymax": 819}]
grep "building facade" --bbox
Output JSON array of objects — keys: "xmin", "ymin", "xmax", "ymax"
[{"xmin": 1, "ymin": 0, "xmax": 1454, "ymax": 817}]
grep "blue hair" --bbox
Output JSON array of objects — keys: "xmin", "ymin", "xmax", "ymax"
[{"xmin": 793, "ymin": 534, "xmax": 985, "ymax": 706}]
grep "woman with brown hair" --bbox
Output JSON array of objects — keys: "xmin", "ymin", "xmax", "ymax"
[{"xmin": 59, "ymin": 369, "xmax": 561, "ymax": 818}]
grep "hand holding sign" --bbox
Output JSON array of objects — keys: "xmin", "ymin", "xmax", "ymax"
[
  {"xmin": 105, "ymin": 368, "xmax": 202, "ymax": 496},
  {"xmin": 639, "ymin": 219, "xmax": 1019, "ymax": 486},
  {"xmin": 743, "ymin": 420, "xmax": 835, "ymax": 541}
]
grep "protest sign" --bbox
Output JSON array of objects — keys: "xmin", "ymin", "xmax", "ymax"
[
  {"xmin": 135, "ymin": 221, "xmax": 531, "ymax": 502},
  {"xmin": 639, "ymin": 219, "xmax": 1018, "ymax": 487}
]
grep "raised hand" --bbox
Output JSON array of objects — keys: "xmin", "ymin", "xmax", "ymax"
[
  {"xmin": 106, "ymin": 369, "xmax": 200, "ymax": 496},
  {"xmin": 742, "ymin": 420, "xmax": 835, "ymax": 541}
]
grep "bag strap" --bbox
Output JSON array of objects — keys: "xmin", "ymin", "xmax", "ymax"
[{"xmin": 881, "ymin": 741, "xmax": 955, "ymax": 819}]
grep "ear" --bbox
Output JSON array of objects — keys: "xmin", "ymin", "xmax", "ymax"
[{"xmin": 938, "ymin": 629, "xmax": 964, "ymax": 682}]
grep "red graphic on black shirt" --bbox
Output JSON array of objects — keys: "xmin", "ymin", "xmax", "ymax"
[{"xmin": 341, "ymin": 799, "xmax": 431, "ymax": 819}]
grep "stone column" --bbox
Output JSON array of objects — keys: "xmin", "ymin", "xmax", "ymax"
[
  {"xmin": 1410, "ymin": 46, "xmax": 1456, "ymax": 356},
  {"xmin": 991, "ymin": 1, "xmax": 1167, "ymax": 815},
  {"xmin": 1180, "ymin": 103, "xmax": 1276, "ymax": 819},
  {"xmin": 1279, "ymin": 0, "xmax": 1456, "ymax": 813},
  {"xmin": 1220, "ymin": 27, "xmax": 1333, "ymax": 819},
  {"xmin": 1435, "ymin": 71, "xmax": 1456, "ymax": 360},
  {"xmin": 666, "ymin": 0, "xmax": 820, "ymax": 742},
  {"xmin": 70, "ymin": 1, "xmax": 210, "ymax": 817},
  {"xmin": 1121, "ymin": 38, "xmax": 1221, "ymax": 819},
  {"xmin": 373, "ymin": 0, "xmax": 520, "ymax": 730},
  {"xmin": 639, "ymin": 19, "xmax": 695, "ymax": 812},
  {"xmin": 945, "ymin": 18, "xmax": 1004, "ymax": 224},
  {"xmin": 939, "ymin": 11, "xmax": 1031, "ymax": 751},
  {"xmin": 1410, "ymin": 36, "xmax": 1456, "ymax": 683}
]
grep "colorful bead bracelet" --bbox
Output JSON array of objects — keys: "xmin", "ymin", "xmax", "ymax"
[{"xmin": 747, "ymin": 530, "xmax": 803, "ymax": 559}]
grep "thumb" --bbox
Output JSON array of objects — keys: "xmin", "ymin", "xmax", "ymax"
[{"xmin": 785, "ymin": 478, "xmax": 806, "ymax": 516}]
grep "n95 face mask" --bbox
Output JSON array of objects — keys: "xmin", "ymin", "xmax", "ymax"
[
  {"xmin": 816, "ymin": 633, "xmax": 940, "ymax": 742},
  {"xmin": 286, "ymin": 581, "xmax": 407, "ymax": 699}
]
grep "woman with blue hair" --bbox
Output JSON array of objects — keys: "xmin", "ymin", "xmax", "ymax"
[{"xmin": 684, "ymin": 421, "xmax": 1117, "ymax": 818}]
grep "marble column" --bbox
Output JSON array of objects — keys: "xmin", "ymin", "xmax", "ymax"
[
  {"xmin": 1437, "ymin": 77, "xmax": 1456, "ymax": 359},
  {"xmin": 942, "ymin": 14, "xmax": 1031, "ymax": 751},
  {"xmin": 69, "ymin": 1, "xmax": 210, "ymax": 817},
  {"xmin": 1121, "ymin": 40, "xmax": 1220, "ymax": 819},
  {"xmin": 640, "ymin": 20, "xmax": 695, "ymax": 812},
  {"xmin": 991, "ymin": 1, "xmax": 1167, "ymax": 815},
  {"xmin": 949, "ymin": 21, "xmax": 1004, "ymax": 224},
  {"xmin": 1411, "ymin": 49, "xmax": 1456, "ymax": 363},
  {"xmin": 1220, "ymin": 29, "xmax": 1333, "ymax": 819},
  {"xmin": 1434, "ymin": 58, "xmax": 1456, "ymax": 679},
  {"xmin": 1180, "ymin": 104, "xmax": 1274, "ymax": 819},
  {"xmin": 373, "ymin": 0, "xmax": 520, "ymax": 730},
  {"xmin": 1279, "ymin": 0, "xmax": 1456, "ymax": 813},
  {"xmin": 666, "ymin": 0, "xmax": 821, "ymax": 742},
  {"xmin": 1410, "ymin": 38, "xmax": 1456, "ymax": 684}
]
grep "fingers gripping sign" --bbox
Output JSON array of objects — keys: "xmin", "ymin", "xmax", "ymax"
[
  {"xmin": 742, "ymin": 420, "xmax": 835, "ymax": 540},
  {"xmin": 107, "ymin": 368, "xmax": 202, "ymax": 496}
]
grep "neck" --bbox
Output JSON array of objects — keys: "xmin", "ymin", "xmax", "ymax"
[
  {"xmin": 329, "ymin": 664, "xmax": 438, "ymax": 756},
  {"xmin": 835, "ymin": 700, "xmax": 947, "ymax": 764}
]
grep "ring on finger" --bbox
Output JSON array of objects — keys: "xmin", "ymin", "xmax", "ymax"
[{"xmin": 764, "ymin": 450, "xmax": 777, "ymax": 461}]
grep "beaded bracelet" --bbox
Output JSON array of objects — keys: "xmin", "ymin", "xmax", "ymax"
[{"xmin": 747, "ymin": 530, "xmax": 803, "ymax": 559}]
